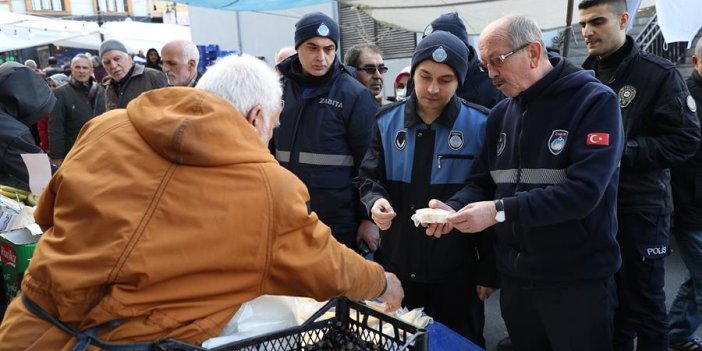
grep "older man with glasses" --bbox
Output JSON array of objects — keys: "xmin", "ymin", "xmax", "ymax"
[
  {"xmin": 426, "ymin": 14, "xmax": 625, "ymax": 351},
  {"xmin": 344, "ymin": 44, "xmax": 388, "ymax": 107}
]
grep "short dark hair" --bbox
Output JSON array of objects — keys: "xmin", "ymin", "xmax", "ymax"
[
  {"xmin": 48, "ymin": 56, "xmax": 58, "ymax": 65},
  {"xmin": 343, "ymin": 44, "xmax": 383, "ymax": 67},
  {"xmin": 578, "ymin": 0, "xmax": 627, "ymax": 13}
]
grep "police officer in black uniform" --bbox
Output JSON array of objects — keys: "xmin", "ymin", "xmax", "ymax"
[{"xmin": 579, "ymin": 1, "xmax": 701, "ymax": 350}]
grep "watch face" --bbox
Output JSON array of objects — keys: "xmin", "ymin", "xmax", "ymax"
[{"xmin": 495, "ymin": 211, "xmax": 505, "ymax": 223}]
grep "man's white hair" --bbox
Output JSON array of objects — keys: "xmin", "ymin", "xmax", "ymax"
[
  {"xmin": 163, "ymin": 40, "xmax": 200, "ymax": 64},
  {"xmin": 196, "ymin": 54, "xmax": 282, "ymax": 126}
]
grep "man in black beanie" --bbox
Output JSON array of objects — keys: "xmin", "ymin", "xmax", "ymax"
[
  {"xmin": 354, "ymin": 30, "xmax": 497, "ymax": 346},
  {"xmin": 410, "ymin": 12, "xmax": 504, "ymax": 109},
  {"xmin": 274, "ymin": 12, "xmax": 379, "ymax": 253}
]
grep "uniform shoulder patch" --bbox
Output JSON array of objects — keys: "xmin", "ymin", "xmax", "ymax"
[{"xmin": 687, "ymin": 95, "xmax": 697, "ymax": 113}]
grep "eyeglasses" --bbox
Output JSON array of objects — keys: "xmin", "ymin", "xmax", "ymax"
[
  {"xmin": 357, "ymin": 65, "xmax": 388, "ymax": 74},
  {"xmin": 478, "ymin": 42, "xmax": 531, "ymax": 73}
]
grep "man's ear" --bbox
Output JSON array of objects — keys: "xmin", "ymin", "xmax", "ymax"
[
  {"xmin": 619, "ymin": 12, "xmax": 630, "ymax": 30},
  {"xmin": 245, "ymin": 105, "xmax": 264, "ymax": 128}
]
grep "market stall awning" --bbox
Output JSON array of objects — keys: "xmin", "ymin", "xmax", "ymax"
[
  {"xmin": 0, "ymin": 12, "xmax": 101, "ymax": 52},
  {"xmin": 0, "ymin": 12, "xmax": 192, "ymax": 53},
  {"xmin": 338, "ymin": 0, "xmax": 655, "ymax": 35},
  {"xmin": 181, "ymin": 0, "xmax": 330, "ymax": 11}
]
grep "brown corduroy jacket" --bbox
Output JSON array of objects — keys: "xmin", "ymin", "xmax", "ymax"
[{"xmin": 0, "ymin": 87, "xmax": 385, "ymax": 350}]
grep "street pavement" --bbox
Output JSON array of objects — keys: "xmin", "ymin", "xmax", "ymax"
[{"xmin": 482, "ymin": 233, "xmax": 691, "ymax": 351}]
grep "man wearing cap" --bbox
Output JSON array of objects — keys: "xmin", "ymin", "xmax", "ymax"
[
  {"xmin": 426, "ymin": 15, "xmax": 624, "ymax": 350},
  {"xmin": 408, "ymin": 12, "xmax": 504, "ymax": 109},
  {"xmin": 274, "ymin": 12, "xmax": 378, "ymax": 252},
  {"xmin": 99, "ymin": 39, "xmax": 167, "ymax": 111},
  {"xmin": 354, "ymin": 31, "xmax": 496, "ymax": 345}
]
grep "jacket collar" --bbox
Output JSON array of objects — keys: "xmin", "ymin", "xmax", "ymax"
[
  {"xmin": 691, "ymin": 70, "xmax": 702, "ymax": 86},
  {"xmin": 403, "ymin": 94, "xmax": 461, "ymax": 129},
  {"xmin": 516, "ymin": 55, "xmax": 565, "ymax": 108},
  {"xmin": 582, "ymin": 35, "xmax": 638, "ymax": 80},
  {"xmin": 280, "ymin": 54, "xmax": 339, "ymax": 87}
]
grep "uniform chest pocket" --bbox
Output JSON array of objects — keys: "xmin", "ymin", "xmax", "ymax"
[
  {"xmin": 437, "ymin": 154, "xmax": 475, "ymax": 169},
  {"xmin": 434, "ymin": 154, "xmax": 476, "ymax": 184}
]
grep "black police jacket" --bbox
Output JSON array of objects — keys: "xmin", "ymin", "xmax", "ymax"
[
  {"xmin": 582, "ymin": 36, "xmax": 701, "ymax": 214},
  {"xmin": 671, "ymin": 70, "xmax": 702, "ymax": 228}
]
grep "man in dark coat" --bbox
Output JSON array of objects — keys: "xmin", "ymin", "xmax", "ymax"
[
  {"xmin": 0, "ymin": 62, "xmax": 56, "ymax": 191},
  {"xmin": 49, "ymin": 53, "xmax": 106, "ymax": 168},
  {"xmin": 273, "ymin": 12, "xmax": 378, "ymax": 251},
  {"xmin": 579, "ymin": 1, "xmax": 700, "ymax": 349},
  {"xmin": 667, "ymin": 37, "xmax": 702, "ymax": 351}
]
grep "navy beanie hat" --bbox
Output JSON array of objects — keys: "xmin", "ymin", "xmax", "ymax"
[
  {"xmin": 294, "ymin": 12, "xmax": 339, "ymax": 49},
  {"xmin": 411, "ymin": 31, "xmax": 469, "ymax": 86},
  {"xmin": 423, "ymin": 12, "xmax": 470, "ymax": 49}
]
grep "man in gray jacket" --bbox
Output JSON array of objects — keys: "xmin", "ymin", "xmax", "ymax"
[
  {"xmin": 49, "ymin": 54, "xmax": 105, "ymax": 168},
  {"xmin": 100, "ymin": 39, "xmax": 167, "ymax": 111}
]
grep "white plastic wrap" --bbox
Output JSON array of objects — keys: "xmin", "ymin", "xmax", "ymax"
[{"xmin": 410, "ymin": 208, "xmax": 451, "ymax": 226}]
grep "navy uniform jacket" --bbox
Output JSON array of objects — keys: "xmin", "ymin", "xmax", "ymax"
[
  {"xmin": 275, "ymin": 55, "xmax": 377, "ymax": 239},
  {"xmin": 582, "ymin": 36, "xmax": 701, "ymax": 214},
  {"xmin": 448, "ymin": 56, "xmax": 624, "ymax": 283},
  {"xmin": 354, "ymin": 95, "xmax": 497, "ymax": 286},
  {"xmin": 671, "ymin": 70, "xmax": 702, "ymax": 229}
]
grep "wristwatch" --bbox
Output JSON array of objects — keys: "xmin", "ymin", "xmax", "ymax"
[{"xmin": 494, "ymin": 199, "xmax": 505, "ymax": 223}]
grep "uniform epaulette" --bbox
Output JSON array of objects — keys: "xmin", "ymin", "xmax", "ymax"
[
  {"xmin": 638, "ymin": 50, "xmax": 676, "ymax": 71},
  {"xmin": 376, "ymin": 99, "xmax": 406, "ymax": 118},
  {"xmin": 458, "ymin": 97, "xmax": 491, "ymax": 114}
]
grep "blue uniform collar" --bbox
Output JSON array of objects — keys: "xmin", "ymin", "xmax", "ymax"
[{"xmin": 403, "ymin": 94, "xmax": 461, "ymax": 129}]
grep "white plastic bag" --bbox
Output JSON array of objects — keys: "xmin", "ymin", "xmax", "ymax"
[{"xmin": 202, "ymin": 295, "xmax": 325, "ymax": 349}]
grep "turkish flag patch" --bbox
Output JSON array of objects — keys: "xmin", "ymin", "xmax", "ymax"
[{"xmin": 587, "ymin": 133, "xmax": 610, "ymax": 146}]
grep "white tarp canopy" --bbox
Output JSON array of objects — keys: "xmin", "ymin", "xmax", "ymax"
[
  {"xmin": 0, "ymin": 12, "xmax": 192, "ymax": 53},
  {"xmin": 340, "ymin": 0, "xmax": 656, "ymax": 35}
]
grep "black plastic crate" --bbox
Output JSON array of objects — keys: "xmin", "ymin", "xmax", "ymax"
[{"xmin": 155, "ymin": 297, "xmax": 427, "ymax": 351}]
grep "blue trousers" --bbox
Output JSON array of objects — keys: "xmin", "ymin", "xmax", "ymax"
[
  {"xmin": 668, "ymin": 226, "xmax": 702, "ymax": 344},
  {"xmin": 613, "ymin": 212, "xmax": 670, "ymax": 351}
]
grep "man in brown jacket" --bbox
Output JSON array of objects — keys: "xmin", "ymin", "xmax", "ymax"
[
  {"xmin": 0, "ymin": 54, "xmax": 403, "ymax": 350},
  {"xmin": 100, "ymin": 39, "xmax": 167, "ymax": 111}
]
